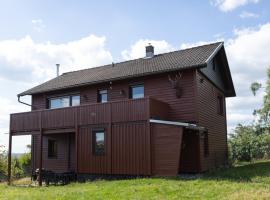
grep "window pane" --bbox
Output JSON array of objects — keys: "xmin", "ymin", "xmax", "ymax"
[
  {"xmin": 98, "ymin": 90, "xmax": 108, "ymax": 103},
  {"xmin": 93, "ymin": 131, "xmax": 105, "ymax": 155},
  {"xmin": 49, "ymin": 95, "xmax": 80, "ymax": 109},
  {"xmin": 48, "ymin": 140, "xmax": 57, "ymax": 158},
  {"xmin": 61, "ymin": 97, "xmax": 70, "ymax": 107},
  {"xmin": 50, "ymin": 99, "xmax": 62, "ymax": 109},
  {"xmin": 72, "ymin": 95, "xmax": 80, "ymax": 106},
  {"xmin": 50, "ymin": 97, "xmax": 69, "ymax": 109},
  {"xmin": 131, "ymin": 85, "xmax": 144, "ymax": 99}
]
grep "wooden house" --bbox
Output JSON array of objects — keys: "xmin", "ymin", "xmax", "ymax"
[{"xmin": 8, "ymin": 42, "xmax": 235, "ymax": 185}]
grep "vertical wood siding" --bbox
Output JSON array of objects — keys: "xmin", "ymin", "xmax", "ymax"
[
  {"xmin": 32, "ymin": 133, "xmax": 75, "ymax": 173},
  {"xmin": 151, "ymin": 124, "xmax": 183, "ymax": 176},
  {"xmin": 78, "ymin": 125, "xmax": 111, "ymax": 174},
  {"xmin": 77, "ymin": 122, "xmax": 150, "ymax": 175},
  {"xmin": 111, "ymin": 99, "xmax": 148, "ymax": 123},
  {"xmin": 112, "ymin": 122, "xmax": 150, "ymax": 175}
]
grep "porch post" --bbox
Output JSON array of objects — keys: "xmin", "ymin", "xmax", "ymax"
[
  {"xmin": 38, "ymin": 130, "xmax": 43, "ymax": 186},
  {"xmin": 75, "ymin": 108, "xmax": 79, "ymax": 174},
  {"xmin": 7, "ymin": 131, "xmax": 12, "ymax": 185}
]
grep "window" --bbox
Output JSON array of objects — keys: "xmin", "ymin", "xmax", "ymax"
[
  {"xmin": 217, "ymin": 95, "xmax": 224, "ymax": 115},
  {"xmin": 48, "ymin": 139, "xmax": 57, "ymax": 158},
  {"xmin": 204, "ymin": 132, "xmax": 209, "ymax": 157},
  {"xmin": 93, "ymin": 130, "xmax": 105, "ymax": 155},
  {"xmin": 71, "ymin": 95, "xmax": 80, "ymax": 106},
  {"xmin": 50, "ymin": 96, "xmax": 70, "ymax": 109},
  {"xmin": 49, "ymin": 95, "xmax": 80, "ymax": 109},
  {"xmin": 98, "ymin": 90, "xmax": 108, "ymax": 103},
  {"xmin": 129, "ymin": 84, "xmax": 144, "ymax": 99}
]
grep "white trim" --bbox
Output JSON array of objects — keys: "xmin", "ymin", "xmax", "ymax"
[
  {"xmin": 205, "ymin": 42, "xmax": 223, "ymax": 64},
  {"xmin": 150, "ymin": 119, "xmax": 206, "ymax": 131}
]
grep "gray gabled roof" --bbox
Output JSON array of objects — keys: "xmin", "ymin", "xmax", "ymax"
[{"xmin": 19, "ymin": 42, "xmax": 224, "ymax": 96}]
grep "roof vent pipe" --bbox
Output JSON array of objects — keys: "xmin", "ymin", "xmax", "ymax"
[
  {"xmin": 56, "ymin": 64, "xmax": 60, "ymax": 77},
  {"xmin": 146, "ymin": 43, "xmax": 154, "ymax": 58}
]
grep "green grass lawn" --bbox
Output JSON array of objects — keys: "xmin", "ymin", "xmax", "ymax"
[{"xmin": 1, "ymin": 160, "xmax": 270, "ymax": 200}]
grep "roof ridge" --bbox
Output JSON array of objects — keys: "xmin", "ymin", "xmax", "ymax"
[{"xmin": 62, "ymin": 41, "xmax": 224, "ymax": 75}]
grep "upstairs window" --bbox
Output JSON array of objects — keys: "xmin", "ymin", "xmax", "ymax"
[
  {"xmin": 71, "ymin": 95, "xmax": 80, "ymax": 106},
  {"xmin": 217, "ymin": 95, "xmax": 224, "ymax": 115},
  {"xmin": 92, "ymin": 130, "xmax": 105, "ymax": 155},
  {"xmin": 98, "ymin": 90, "xmax": 108, "ymax": 103},
  {"xmin": 129, "ymin": 84, "xmax": 144, "ymax": 99},
  {"xmin": 49, "ymin": 95, "xmax": 80, "ymax": 109},
  {"xmin": 48, "ymin": 139, "xmax": 57, "ymax": 158}
]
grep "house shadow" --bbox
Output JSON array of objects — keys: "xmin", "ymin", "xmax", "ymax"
[
  {"xmin": 75, "ymin": 161, "xmax": 270, "ymax": 184},
  {"xmin": 162, "ymin": 161, "xmax": 270, "ymax": 183},
  {"xmin": 202, "ymin": 161, "xmax": 270, "ymax": 183}
]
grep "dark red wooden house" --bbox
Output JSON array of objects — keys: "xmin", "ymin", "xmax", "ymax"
[{"xmin": 8, "ymin": 42, "xmax": 235, "ymax": 185}]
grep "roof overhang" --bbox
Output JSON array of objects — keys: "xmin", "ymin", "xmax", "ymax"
[{"xmin": 150, "ymin": 119, "xmax": 207, "ymax": 132}]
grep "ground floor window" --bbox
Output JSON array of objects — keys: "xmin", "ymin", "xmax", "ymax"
[
  {"xmin": 48, "ymin": 139, "xmax": 57, "ymax": 158},
  {"xmin": 92, "ymin": 129, "xmax": 105, "ymax": 155}
]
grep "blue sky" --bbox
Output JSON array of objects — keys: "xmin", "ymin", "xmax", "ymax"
[{"xmin": 0, "ymin": 0, "xmax": 270, "ymax": 152}]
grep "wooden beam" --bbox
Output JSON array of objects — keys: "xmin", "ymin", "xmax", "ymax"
[
  {"xmin": 75, "ymin": 111, "xmax": 79, "ymax": 174},
  {"xmin": 43, "ymin": 128, "xmax": 75, "ymax": 135},
  {"xmin": 38, "ymin": 131, "xmax": 43, "ymax": 186},
  {"xmin": 7, "ymin": 132, "xmax": 12, "ymax": 185}
]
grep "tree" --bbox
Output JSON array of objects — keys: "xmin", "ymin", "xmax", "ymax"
[
  {"xmin": 19, "ymin": 145, "xmax": 31, "ymax": 176},
  {"xmin": 250, "ymin": 82, "xmax": 262, "ymax": 96},
  {"xmin": 229, "ymin": 66, "xmax": 270, "ymax": 163},
  {"xmin": 251, "ymin": 67, "xmax": 270, "ymax": 125},
  {"xmin": 0, "ymin": 145, "xmax": 7, "ymax": 180}
]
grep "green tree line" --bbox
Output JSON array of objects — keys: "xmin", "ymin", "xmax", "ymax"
[
  {"xmin": 229, "ymin": 67, "xmax": 270, "ymax": 163},
  {"xmin": 0, "ymin": 145, "xmax": 31, "ymax": 181}
]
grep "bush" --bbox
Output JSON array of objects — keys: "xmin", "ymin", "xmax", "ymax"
[
  {"xmin": 229, "ymin": 124, "xmax": 270, "ymax": 163},
  {"xmin": 0, "ymin": 145, "xmax": 31, "ymax": 179},
  {"xmin": 0, "ymin": 146, "xmax": 7, "ymax": 176}
]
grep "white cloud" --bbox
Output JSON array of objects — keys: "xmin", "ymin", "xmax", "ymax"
[
  {"xmin": 0, "ymin": 34, "xmax": 113, "ymax": 152},
  {"xmin": 31, "ymin": 19, "xmax": 46, "ymax": 32},
  {"xmin": 121, "ymin": 39, "xmax": 175, "ymax": 60},
  {"xmin": 210, "ymin": 0, "xmax": 260, "ymax": 12},
  {"xmin": 0, "ymin": 35, "xmax": 113, "ymax": 82},
  {"xmin": 226, "ymin": 23, "xmax": 270, "ymax": 129},
  {"xmin": 239, "ymin": 11, "xmax": 259, "ymax": 18}
]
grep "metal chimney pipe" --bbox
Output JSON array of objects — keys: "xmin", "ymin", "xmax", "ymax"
[
  {"xmin": 56, "ymin": 64, "xmax": 60, "ymax": 77},
  {"xmin": 146, "ymin": 43, "xmax": 154, "ymax": 58}
]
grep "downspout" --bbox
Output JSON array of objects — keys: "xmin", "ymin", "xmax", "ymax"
[{"xmin": 17, "ymin": 95, "xmax": 33, "ymax": 108}]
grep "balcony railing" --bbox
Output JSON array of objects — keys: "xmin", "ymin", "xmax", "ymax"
[{"xmin": 10, "ymin": 97, "xmax": 169, "ymax": 135}]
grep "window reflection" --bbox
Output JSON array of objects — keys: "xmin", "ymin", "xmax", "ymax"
[{"xmin": 49, "ymin": 95, "xmax": 80, "ymax": 109}]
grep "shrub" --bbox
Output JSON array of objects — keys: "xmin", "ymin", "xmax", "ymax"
[{"xmin": 229, "ymin": 124, "xmax": 270, "ymax": 163}]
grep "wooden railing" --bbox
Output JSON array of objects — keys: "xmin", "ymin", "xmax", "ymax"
[{"xmin": 10, "ymin": 98, "xmax": 169, "ymax": 134}]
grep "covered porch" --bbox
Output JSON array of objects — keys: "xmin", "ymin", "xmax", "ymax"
[{"xmin": 8, "ymin": 97, "xmax": 169, "ymax": 186}]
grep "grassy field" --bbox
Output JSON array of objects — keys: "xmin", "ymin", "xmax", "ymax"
[{"xmin": 1, "ymin": 160, "xmax": 270, "ymax": 200}]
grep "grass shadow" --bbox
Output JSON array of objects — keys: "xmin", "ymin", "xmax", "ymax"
[
  {"xmin": 202, "ymin": 160, "xmax": 270, "ymax": 183},
  {"xmin": 157, "ymin": 160, "xmax": 270, "ymax": 184}
]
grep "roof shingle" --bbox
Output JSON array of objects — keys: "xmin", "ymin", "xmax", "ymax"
[{"xmin": 19, "ymin": 42, "xmax": 223, "ymax": 96}]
